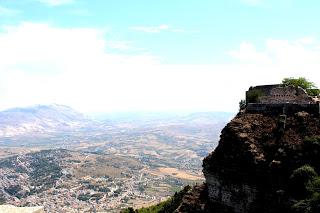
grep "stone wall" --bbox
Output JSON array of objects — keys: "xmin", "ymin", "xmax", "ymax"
[
  {"xmin": 246, "ymin": 103, "xmax": 320, "ymax": 115},
  {"xmin": 259, "ymin": 86, "xmax": 313, "ymax": 104},
  {"xmin": 246, "ymin": 85, "xmax": 314, "ymax": 104}
]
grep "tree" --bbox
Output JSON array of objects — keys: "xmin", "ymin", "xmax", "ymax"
[
  {"xmin": 282, "ymin": 77, "xmax": 320, "ymax": 96},
  {"xmin": 282, "ymin": 77, "xmax": 315, "ymax": 90}
]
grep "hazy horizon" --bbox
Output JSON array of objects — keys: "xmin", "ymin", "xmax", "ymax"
[{"xmin": 0, "ymin": 103, "xmax": 236, "ymax": 120}]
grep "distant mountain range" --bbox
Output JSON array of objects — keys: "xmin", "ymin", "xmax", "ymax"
[
  {"xmin": 92, "ymin": 111, "xmax": 234, "ymax": 127},
  {"xmin": 0, "ymin": 104, "xmax": 234, "ymax": 141},
  {"xmin": 0, "ymin": 104, "xmax": 95, "ymax": 137}
]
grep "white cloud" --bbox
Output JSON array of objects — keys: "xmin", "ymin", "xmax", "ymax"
[
  {"xmin": 229, "ymin": 38, "xmax": 320, "ymax": 87},
  {"xmin": 230, "ymin": 38, "xmax": 320, "ymax": 66},
  {"xmin": 129, "ymin": 24, "xmax": 186, "ymax": 33},
  {"xmin": 105, "ymin": 41, "xmax": 132, "ymax": 51},
  {"xmin": 1, "ymin": 22, "xmax": 320, "ymax": 113},
  {"xmin": 298, "ymin": 37, "xmax": 314, "ymax": 45},
  {"xmin": 0, "ymin": 22, "xmax": 241, "ymax": 113},
  {"xmin": 37, "ymin": 0, "xmax": 74, "ymax": 6},
  {"xmin": 229, "ymin": 41, "xmax": 271, "ymax": 63},
  {"xmin": 0, "ymin": 22, "xmax": 163, "ymax": 112},
  {"xmin": 0, "ymin": 6, "xmax": 21, "ymax": 16}
]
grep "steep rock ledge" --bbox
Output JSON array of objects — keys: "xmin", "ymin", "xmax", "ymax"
[
  {"xmin": 129, "ymin": 110, "xmax": 320, "ymax": 213},
  {"xmin": 202, "ymin": 111, "xmax": 320, "ymax": 213}
]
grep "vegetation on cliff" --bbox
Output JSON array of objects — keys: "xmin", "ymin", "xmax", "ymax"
[
  {"xmin": 121, "ymin": 185, "xmax": 192, "ymax": 213},
  {"xmin": 290, "ymin": 165, "xmax": 320, "ymax": 213}
]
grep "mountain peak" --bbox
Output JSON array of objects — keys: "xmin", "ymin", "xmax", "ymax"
[{"xmin": 0, "ymin": 104, "xmax": 93, "ymax": 138}]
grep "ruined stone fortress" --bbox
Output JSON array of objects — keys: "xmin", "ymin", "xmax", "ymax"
[{"xmin": 245, "ymin": 84, "xmax": 320, "ymax": 115}]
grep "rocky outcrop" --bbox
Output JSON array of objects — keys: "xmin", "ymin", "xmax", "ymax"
[
  {"xmin": 202, "ymin": 111, "xmax": 320, "ymax": 213},
  {"xmin": 175, "ymin": 184, "xmax": 210, "ymax": 213}
]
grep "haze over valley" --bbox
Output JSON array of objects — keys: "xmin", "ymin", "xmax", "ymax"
[{"xmin": 0, "ymin": 104, "xmax": 232, "ymax": 212}]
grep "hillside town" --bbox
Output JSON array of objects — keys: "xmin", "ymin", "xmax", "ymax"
[{"xmin": 0, "ymin": 149, "xmax": 199, "ymax": 212}]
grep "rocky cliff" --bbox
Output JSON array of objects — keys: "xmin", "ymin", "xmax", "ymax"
[{"xmin": 177, "ymin": 110, "xmax": 320, "ymax": 213}]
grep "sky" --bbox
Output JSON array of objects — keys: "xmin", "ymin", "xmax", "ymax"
[{"xmin": 0, "ymin": 0, "xmax": 320, "ymax": 113}]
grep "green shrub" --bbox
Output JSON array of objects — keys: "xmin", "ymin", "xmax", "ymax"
[
  {"xmin": 290, "ymin": 165, "xmax": 320, "ymax": 213},
  {"xmin": 306, "ymin": 89, "xmax": 320, "ymax": 97},
  {"xmin": 309, "ymin": 192, "xmax": 320, "ymax": 212},
  {"xmin": 307, "ymin": 177, "xmax": 320, "ymax": 195},
  {"xmin": 290, "ymin": 165, "xmax": 318, "ymax": 184},
  {"xmin": 121, "ymin": 185, "xmax": 191, "ymax": 213},
  {"xmin": 290, "ymin": 165, "xmax": 318, "ymax": 200},
  {"xmin": 282, "ymin": 77, "xmax": 319, "ymax": 96},
  {"xmin": 292, "ymin": 200, "xmax": 311, "ymax": 213},
  {"xmin": 304, "ymin": 136, "xmax": 320, "ymax": 147}
]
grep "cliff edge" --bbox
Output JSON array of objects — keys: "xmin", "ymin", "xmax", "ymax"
[
  {"xmin": 201, "ymin": 111, "xmax": 320, "ymax": 213},
  {"xmin": 178, "ymin": 84, "xmax": 320, "ymax": 213},
  {"xmin": 127, "ymin": 84, "xmax": 320, "ymax": 213}
]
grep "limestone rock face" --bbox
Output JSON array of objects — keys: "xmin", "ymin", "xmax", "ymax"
[
  {"xmin": 204, "ymin": 173, "xmax": 258, "ymax": 212},
  {"xmin": 202, "ymin": 111, "xmax": 320, "ymax": 213},
  {"xmin": 0, "ymin": 205, "xmax": 44, "ymax": 213}
]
